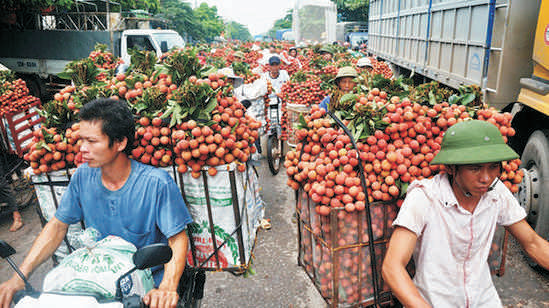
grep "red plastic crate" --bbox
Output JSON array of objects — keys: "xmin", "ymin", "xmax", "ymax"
[{"xmin": 0, "ymin": 99, "xmax": 43, "ymax": 157}]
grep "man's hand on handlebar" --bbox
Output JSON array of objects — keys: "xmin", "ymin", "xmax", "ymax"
[
  {"xmin": 143, "ymin": 288, "xmax": 179, "ymax": 308},
  {"xmin": 0, "ymin": 275, "xmax": 25, "ymax": 308}
]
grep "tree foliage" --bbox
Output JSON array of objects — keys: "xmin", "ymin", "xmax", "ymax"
[
  {"xmin": 120, "ymin": 0, "xmax": 160, "ymax": 13},
  {"xmin": 0, "ymin": 0, "xmax": 74, "ymax": 10},
  {"xmin": 159, "ymin": 1, "xmax": 224, "ymax": 43},
  {"xmin": 225, "ymin": 21, "xmax": 253, "ymax": 42},
  {"xmin": 0, "ymin": 0, "xmax": 159, "ymax": 12},
  {"xmin": 267, "ymin": 9, "xmax": 293, "ymax": 38},
  {"xmin": 192, "ymin": 2, "xmax": 224, "ymax": 42},
  {"xmin": 331, "ymin": 0, "xmax": 369, "ymax": 22},
  {"xmin": 159, "ymin": 0, "xmax": 200, "ymax": 40}
]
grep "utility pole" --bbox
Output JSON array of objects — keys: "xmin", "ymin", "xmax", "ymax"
[{"xmin": 107, "ymin": 0, "xmax": 114, "ymax": 52}]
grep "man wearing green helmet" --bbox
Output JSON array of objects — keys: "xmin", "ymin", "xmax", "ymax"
[
  {"xmin": 319, "ymin": 66, "xmax": 358, "ymax": 112},
  {"xmin": 382, "ymin": 120, "xmax": 549, "ymax": 308},
  {"xmin": 231, "ymin": 50, "xmax": 250, "ymax": 73},
  {"xmin": 319, "ymin": 46, "xmax": 334, "ymax": 62}
]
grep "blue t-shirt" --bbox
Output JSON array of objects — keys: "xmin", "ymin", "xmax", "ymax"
[
  {"xmin": 55, "ymin": 159, "xmax": 193, "ymax": 286},
  {"xmin": 319, "ymin": 96, "xmax": 330, "ymax": 111}
]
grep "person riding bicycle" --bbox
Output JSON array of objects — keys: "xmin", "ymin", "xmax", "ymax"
[
  {"xmin": 382, "ymin": 120, "xmax": 549, "ymax": 308},
  {"xmin": 319, "ymin": 66, "xmax": 358, "ymax": 112},
  {"xmin": 356, "ymin": 57, "xmax": 373, "ymax": 74},
  {"xmin": 0, "ymin": 98, "xmax": 193, "ymax": 308},
  {"xmin": 262, "ymin": 56, "xmax": 289, "ymax": 94},
  {"xmin": 288, "ymin": 47, "xmax": 298, "ymax": 58},
  {"xmin": 219, "ymin": 67, "xmax": 267, "ymax": 156}
]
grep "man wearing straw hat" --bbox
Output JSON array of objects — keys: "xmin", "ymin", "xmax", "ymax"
[{"xmin": 382, "ymin": 120, "xmax": 549, "ymax": 307}]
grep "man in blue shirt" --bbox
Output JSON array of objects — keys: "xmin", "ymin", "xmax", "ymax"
[{"xmin": 0, "ymin": 98, "xmax": 193, "ymax": 308}]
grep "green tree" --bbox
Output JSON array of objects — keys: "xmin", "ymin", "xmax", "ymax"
[
  {"xmin": 120, "ymin": 0, "xmax": 160, "ymax": 13},
  {"xmin": 0, "ymin": 0, "xmax": 160, "ymax": 13},
  {"xmin": 331, "ymin": 0, "xmax": 368, "ymax": 22},
  {"xmin": 268, "ymin": 9, "xmax": 292, "ymax": 38},
  {"xmin": 193, "ymin": 3, "xmax": 224, "ymax": 42},
  {"xmin": 159, "ymin": 0, "xmax": 202, "ymax": 41},
  {"xmin": 225, "ymin": 21, "xmax": 253, "ymax": 41},
  {"xmin": 0, "ymin": 0, "xmax": 74, "ymax": 10}
]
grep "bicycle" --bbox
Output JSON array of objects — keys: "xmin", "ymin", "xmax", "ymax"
[
  {"xmin": 0, "ymin": 151, "xmax": 36, "ymax": 219},
  {"xmin": 266, "ymin": 95, "xmax": 284, "ymax": 175}
]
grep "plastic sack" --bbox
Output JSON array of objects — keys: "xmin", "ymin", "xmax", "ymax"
[
  {"xmin": 43, "ymin": 235, "xmax": 154, "ymax": 300},
  {"xmin": 235, "ymin": 78, "xmax": 268, "ymax": 101},
  {"xmin": 185, "ymin": 163, "xmax": 263, "ymax": 270},
  {"xmin": 15, "ymin": 293, "xmax": 123, "ymax": 308}
]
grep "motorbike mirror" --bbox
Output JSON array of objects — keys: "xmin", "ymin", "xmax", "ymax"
[
  {"xmin": 132, "ymin": 243, "xmax": 172, "ymax": 270},
  {"xmin": 160, "ymin": 41, "xmax": 168, "ymax": 53},
  {"xmin": 0, "ymin": 240, "xmax": 16, "ymax": 259},
  {"xmin": 241, "ymin": 100, "xmax": 252, "ymax": 109}
]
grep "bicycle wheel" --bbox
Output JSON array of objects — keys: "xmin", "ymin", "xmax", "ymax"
[
  {"xmin": 12, "ymin": 177, "xmax": 37, "ymax": 210},
  {"xmin": 267, "ymin": 133, "xmax": 282, "ymax": 175}
]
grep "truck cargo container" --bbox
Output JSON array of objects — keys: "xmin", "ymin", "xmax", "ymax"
[{"xmin": 292, "ymin": 0, "xmax": 337, "ymax": 45}]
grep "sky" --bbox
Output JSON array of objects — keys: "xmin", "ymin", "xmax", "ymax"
[{"xmin": 195, "ymin": 0, "xmax": 295, "ymax": 36}]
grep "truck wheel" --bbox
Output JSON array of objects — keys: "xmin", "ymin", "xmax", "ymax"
[
  {"xmin": 25, "ymin": 78, "xmax": 41, "ymax": 99},
  {"xmin": 518, "ymin": 130, "xmax": 549, "ymax": 265}
]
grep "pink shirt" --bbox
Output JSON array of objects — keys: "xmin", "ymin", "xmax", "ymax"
[{"xmin": 393, "ymin": 173, "xmax": 526, "ymax": 308}]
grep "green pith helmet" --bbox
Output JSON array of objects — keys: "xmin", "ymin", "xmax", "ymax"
[
  {"xmin": 319, "ymin": 46, "xmax": 334, "ymax": 55},
  {"xmin": 430, "ymin": 120, "xmax": 519, "ymax": 165},
  {"xmin": 233, "ymin": 51, "xmax": 245, "ymax": 59},
  {"xmin": 335, "ymin": 66, "xmax": 358, "ymax": 81}
]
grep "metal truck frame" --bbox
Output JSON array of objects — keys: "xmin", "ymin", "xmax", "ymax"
[{"xmin": 0, "ymin": 2, "xmax": 184, "ymax": 100}]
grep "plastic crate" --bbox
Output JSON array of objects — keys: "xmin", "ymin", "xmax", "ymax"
[{"xmin": 0, "ymin": 99, "xmax": 43, "ymax": 157}]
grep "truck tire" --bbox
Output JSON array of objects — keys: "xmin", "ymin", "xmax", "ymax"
[
  {"xmin": 519, "ymin": 130, "xmax": 549, "ymax": 246},
  {"xmin": 23, "ymin": 77, "xmax": 41, "ymax": 99}
]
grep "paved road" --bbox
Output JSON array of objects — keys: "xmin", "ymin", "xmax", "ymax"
[{"xmin": 1, "ymin": 159, "xmax": 548, "ymax": 307}]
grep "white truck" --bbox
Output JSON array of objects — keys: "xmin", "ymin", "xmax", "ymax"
[
  {"xmin": 0, "ymin": 7, "xmax": 185, "ymax": 100},
  {"xmin": 336, "ymin": 21, "xmax": 368, "ymax": 47}
]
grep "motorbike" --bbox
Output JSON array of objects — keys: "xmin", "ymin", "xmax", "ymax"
[{"xmin": 0, "ymin": 240, "xmax": 174, "ymax": 308}]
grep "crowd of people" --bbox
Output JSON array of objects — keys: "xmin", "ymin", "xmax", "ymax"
[{"xmin": 0, "ymin": 40, "xmax": 547, "ymax": 308}]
